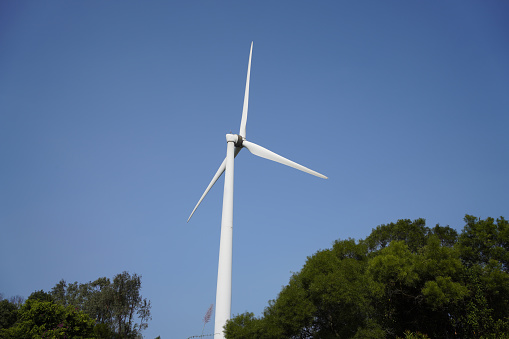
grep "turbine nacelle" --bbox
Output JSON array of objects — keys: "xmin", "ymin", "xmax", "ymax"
[{"xmin": 226, "ymin": 133, "xmax": 243, "ymax": 148}]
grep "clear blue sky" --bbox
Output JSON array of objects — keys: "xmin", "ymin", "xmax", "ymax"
[{"xmin": 1, "ymin": 1, "xmax": 508, "ymax": 338}]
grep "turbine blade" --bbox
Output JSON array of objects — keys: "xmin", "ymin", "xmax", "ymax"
[
  {"xmin": 187, "ymin": 158, "xmax": 226, "ymax": 222},
  {"xmin": 239, "ymin": 41, "xmax": 253, "ymax": 139},
  {"xmin": 187, "ymin": 147, "xmax": 243, "ymax": 222},
  {"xmin": 242, "ymin": 140, "xmax": 328, "ymax": 179}
]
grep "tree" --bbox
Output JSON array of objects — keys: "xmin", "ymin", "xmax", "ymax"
[
  {"xmin": 458, "ymin": 215, "xmax": 509, "ymax": 271},
  {"xmin": 362, "ymin": 218, "xmax": 429, "ymax": 252},
  {"xmin": 0, "ymin": 299, "xmax": 18, "ymax": 330},
  {"xmin": 225, "ymin": 216, "xmax": 509, "ymax": 339},
  {"xmin": 27, "ymin": 290, "xmax": 54, "ymax": 303},
  {"xmin": 109, "ymin": 271, "xmax": 152, "ymax": 337},
  {"xmin": 0, "ymin": 298, "xmax": 95, "ymax": 338},
  {"xmin": 49, "ymin": 271, "xmax": 151, "ymax": 338}
]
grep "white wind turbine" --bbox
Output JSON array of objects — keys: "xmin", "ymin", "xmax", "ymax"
[{"xmin": 188, "ymin": 42, "xmax": 327, "ymax": 339}]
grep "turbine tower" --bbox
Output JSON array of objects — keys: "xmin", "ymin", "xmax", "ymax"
[{"xmin": 188, "ymin": 42, "xmax": 327, "ymax": 339}]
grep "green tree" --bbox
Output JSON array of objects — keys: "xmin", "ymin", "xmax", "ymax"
[
  {"xmin": 0, "ymin": 298, "xmax": 95, "ymax": 338},
  {"xmin": 225, "ymin": 216, "xmax": 509, "ymax": 339},
  {"xmin": 49, "ymin": 271, "xmax": 151, "ymax": 338},
  {"xmin": 226, "ymin": 239, "xmax": 384, "ymax": 338},
  {"xmin": 458, "ymin": 215, "xmax": 509, "ymax": 271},
  {"xmin": 109, "ymin": 271, "xmax": 152, "ymax": 338},
  {"xmin": 0, "ymin": 299, "xmax": 18, "ymax": 330},
  {"xmin": 363, "ymin": 218, "xmax": 429, "ymax": 252},
  {"xmin": 224, "ymin": 312, "xmax": 274, "ymax": 338},
  {"xmin": 27, "ymin": 290, "xmax": 53, "ymax": 303}
]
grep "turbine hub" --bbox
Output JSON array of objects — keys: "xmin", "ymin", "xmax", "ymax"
[{"xmin": 234, "ymin": 135, "xmax": 244, "ymax": 148}]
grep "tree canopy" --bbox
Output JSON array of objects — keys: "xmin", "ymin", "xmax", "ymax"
[
  {"xmin": 225, "ymin": 216, "xmax": 509, "ymax": 339},
  {"xmin": 0, "ymin": 298, "xmax": 96, "ymax": 338},
  {"xmin": 0, "ymin": 271, "xmax": 151, "ymax": 339},
  {"xmin": 49, "ymin": 271, "xmax": 151, "ymax": 338}
]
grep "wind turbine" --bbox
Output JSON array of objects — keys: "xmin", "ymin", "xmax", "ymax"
[{"xmin": 188, "ymin": 42, "xmax": 327, "ymax": 339}]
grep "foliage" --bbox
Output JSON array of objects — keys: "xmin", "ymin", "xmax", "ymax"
[
  {"xmin": 397, "ymin": 331, "xmax": 430, "ymax": 339},
  {"xmin": 0, "ymin": 298, "xmax": 95, "ymax": 338},
  {"xmin": 0, "ymin": 271, "xmax": 151, "ymax": 339},
  {"xmin": 27, "ymin": 291, "xmax": 54, "ymax": 303},
  {"xmin": 50, "ymin": 271, "xmax": 152, "ymax": 338},
  {"xmin": 6, "ymin": 297, "xmax": 24, "ymax": 310},
  {"xmin": 457, "ymin": 216, "xmax": 508, "ymax": 271},
  {"xmin": 225, "ymin": 216, "xmax": 509, "ymax": 339},
  {"xmin": 0, "ymin": 299, "xmax": 18, "ymax": 330}
]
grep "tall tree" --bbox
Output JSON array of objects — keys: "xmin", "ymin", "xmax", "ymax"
[
  {"xmin": 109, "ymin": 271, "xmax": 152, "ymax": 337},
  {"xmin": 49, "ymin": 271, "xmax": 151, "ymax": 338},
  {"xmin": 225, "ymin": 217, "xmax": 509, "ymax": 339},
  {"xmin": 458, "ymin": 215, "xmax": 508, "ymax": 271}
]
